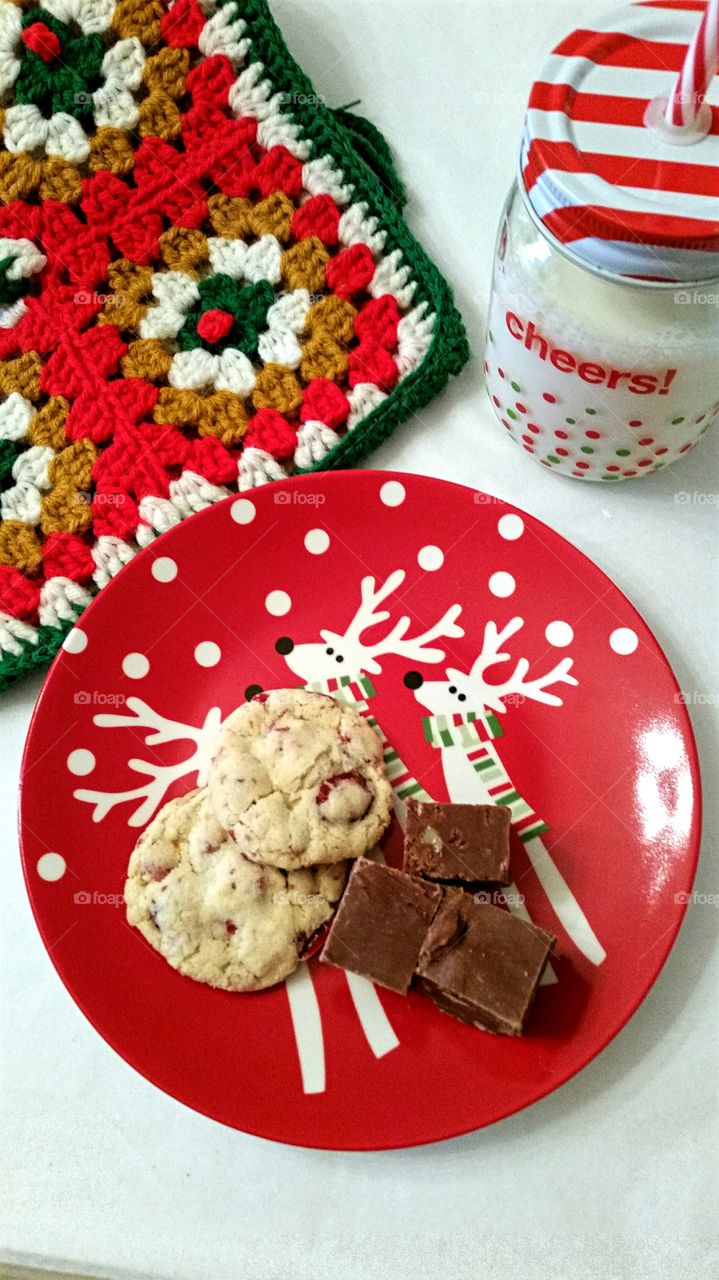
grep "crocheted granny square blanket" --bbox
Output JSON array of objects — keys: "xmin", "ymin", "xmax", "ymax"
[{"xmin": 0, "ymin": 0, "xmax": 468, "ymax": 690}]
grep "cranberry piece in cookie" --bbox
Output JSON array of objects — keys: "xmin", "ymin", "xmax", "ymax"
[{"xmin": 316, "ymin": 771, "xmax": 372, "ymax": 824}]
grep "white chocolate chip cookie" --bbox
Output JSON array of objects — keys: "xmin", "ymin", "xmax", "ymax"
[
  {"xmin": 206, "ymin": 688, "xmax": 393, "ymax": 869},
  {"xmin": 124, "ymin": 789, "xmax": 348, "ymax": 991}
]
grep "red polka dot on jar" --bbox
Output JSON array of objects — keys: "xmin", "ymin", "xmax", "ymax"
[
  {"xmin": 492, "ymin": 395, "xmax": 501, "ymax": 408},
  {"xmin": 501, "ymin": 419, "xmax": 512, "ymax": 430},
  {"xmin": 655, "ymin": 447, "xmax": 669, "ymax": 456},
  {"xmin": 543, "ymin": 392, "xmax": 556, "ymax": 404},
  {"xmin": 555, "ymin": 429, "xmax": 568, "ymax": 440},
  {"xmin": 623, "ymin": 469, "xmax": 638, "ymax": 477},
  {"xmin": 516, "ymin": 403, "xmax": 527, "ymax": 414},
  {"xmin": 483, "ymin": 360, "xmax": 489, "ymax": 374},
  {"xmin": 628, "ymin": 420, "xmax": 643, "ymax": 428},
  {"xmin": 576, "ymin": 460, "xmax": 590, "ymax": 470},
  {"xmin": 555, "ymin": 447, "xmax": 569, "ymax": 457},
  {"xmin": 638, "ymin": 437, "xmax": 654, "ymax": 446},
  {"xmin": 606, "ymin": 464, "xmax": 620, "ymax": 472},
  {"xmin": 527, "ymin": 422, "xmax": 540, "ymax": 434},
  {"xmin": 695, "ymin": 414, "xmax": 706, "ymax": 424},
  {"xmin": 585, "ymin": 429, "xmax": 601, "ymax": 440},
  {"xmin": 523, "ymin": 443, "xmax": 535, "ymax": 454},
  {"xmin": 637, "ymin": 458, "xmax": 652, "ymax": 467},
  {"xmin": 498, "ymin": 367, "xmax": 505, "ymax": 379},
  {"xmin": 679, "ymin": 442, "xmax": 694, "ymax": 453}
]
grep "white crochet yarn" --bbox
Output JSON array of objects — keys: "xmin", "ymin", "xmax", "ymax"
[
  {"xmin": 92, "ymin": 38, "xmax": 145, "ymax": 131},
  {"xmin": 207, "ymin": 236, "xmax": 248, "ymax": 280},
  {"xmin": 139, "ymin": 272, "xmax": 199, "ymax": 341},
  {"xmin": 257, "ymin": 326, "xmax": 301, "ymax": 369},
  {"xmin": 168, "ymin": 347, "xmax": 256, "ymax": 396},
  {"xmin": 244, "ymin": 235, "xmax": 282, "ymax": 286},
  {"xmin": 0, "ymin": 611, "xmax": 38, "ymax": 657},
  {"xmin": 0, "ymin": 5, "xmax": 22, "ymax": 98},
  {"xmin": 0, "ymin": 445, "xmax": 54, "ymax": 525},
  {"xmin": 370, "ymin": 248, "xmax": 416, "ymax": 309},
  {"xmin": 257, "ymin": 112, "xmax": 310, "ymax": 161},
  {"xmin": 136, "ymin": 494, "xmax": 184, "ymax": 546},
  {"xmin": 347, "ymin": 382, "xmax": 387, "ymax": 429},
  {"xmin": 265, "ymin": 289, "xmax": 311, "ymax": 334},
  {"xmin": 228, "ymin": 62, "xmax": 278, "ymax": 123},
  {"xmin": 43, "ymin": 0, "xmax": 116, "ymax": 35},
  {"xmin": 396, "ymin": 302, "xmax": 435, "ymax": 379},
  {"xmin": 168, "ymin": 470, "xmax": 230, "ymax": 515},
  {"xmin": 91, "ymin": 535, "xmax": 137, "ymax": 590},
  {"xmin": 238, "ymin": 447, "xmax": 285, "ymax": 490},
  {"xmin": 0, "ymin": 394, "xmax": 33, "ymax": 443},
  {"xmin": 294, "ymin": 420, "xmax": 340, "ymax": 470},
  {"xmin": 39, "ymin": 577, "xmax": 92, "ymax": 628},
  {"xmin": 3, "ymin": 104, "xmax": 90, "ymax": 163},
  {"xmin": 198, "ymin": 3, "xmax": 249, "ymax": 66},
  {"xmin": 0, "ymin": 300, "xmax": 27, "ymax": 329},
  {"xmin": 0, "ymin": 238, "xmax": 47, "ymax": 281},
  {"xmin": 302, "ymin": 156, "xmax": 353, "ymax": 206},
  {"xmin": 338, "ymin": 204, "xmax": 387, "ymax": 255}
]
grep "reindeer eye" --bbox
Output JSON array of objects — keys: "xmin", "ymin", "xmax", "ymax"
[
  {"xmin": 336, "ymin": 655, "xmax": 344, "ymax": 663},
  {"xmin": 448, "ymin": 685, "xmax": 457, "ymax": 694},
  {"xmin": 326, "ymin": 647, "xmax": 334, "ymax": 655},
  {"xmin": 458, "ymin": 693, "xmax": 467, "ymax": 702}
]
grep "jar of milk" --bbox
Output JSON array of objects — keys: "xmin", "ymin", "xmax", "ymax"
[{"xmin": 484, "ymin": 2, "xmax": 719, "ymax": 481}]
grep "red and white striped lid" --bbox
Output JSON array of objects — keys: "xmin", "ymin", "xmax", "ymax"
[{"xmin": 521, "ymin": 0, "xmax": 719, "ymax": 281}]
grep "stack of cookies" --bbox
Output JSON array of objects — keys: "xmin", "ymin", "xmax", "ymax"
[{"xmin": 124, "ymin": 689, "xmax": 393, "ymax": 991}]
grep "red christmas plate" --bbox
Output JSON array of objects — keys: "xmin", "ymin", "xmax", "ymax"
[{"xmin": 19, "ymin": 471, "xmax": 701, "ymax": 1149}]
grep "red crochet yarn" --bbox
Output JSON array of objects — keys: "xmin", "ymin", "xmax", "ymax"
[
  {"xmin": 301, "ymin": 379, "xmax": 350, "ymax": 428},
  {"xmin": 245, "ymin": 409, "xmax": 297, "ymax": 458}
]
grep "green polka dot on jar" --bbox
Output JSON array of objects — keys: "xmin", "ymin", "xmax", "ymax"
[
  {"xmin": 581, "ymin": 446, "xmax": 594, "ymax": 454},
  {"xmin": 565, "ymin": 417, "xmax": 576, "ymax": 425},
  {"xmin": 616, "ymin": 447, "xmax": 631, "ymax": 457},
  {"xmin": 585, "ymin": 407, "xmax": 597, "ymax": 415},
  {"xmin": 671, "ymin": 416, "xmax": 685, "ymax": 425},
  {"xmin": 511, "ymin": 381, "xmax": 522, "ymax": 392},
  {"xmin": 546, "ymin": 454, "xmax": 560, "ymax": 464}
]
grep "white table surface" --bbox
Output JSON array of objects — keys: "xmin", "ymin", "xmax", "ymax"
[{"xmin": 2, "ymin": 2, "xmax": 718, "ymax": 1277}]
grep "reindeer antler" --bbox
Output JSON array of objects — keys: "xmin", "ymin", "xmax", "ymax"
[
  {"xmin": 341, "ymin": 570, "xmax": 407, "ymax": 643},
  {"xmin": 364, "ymin": 603, "xmax": 464, "ymax": 664},
  {"xmin": 469, "ymin": 617, "xmax": 578, "ymax": 713},
  {"xmin": 322, "ymin": 569, "xmax": 464, "ymax": 671},
  {"xmin": 73, "ymin": 699, "xmax": 222, "ymax": 826}
]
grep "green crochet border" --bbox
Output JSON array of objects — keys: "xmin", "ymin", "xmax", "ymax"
[{"xmin": 0, "ymin": 0, "xmax": 469, "ymax": 693}]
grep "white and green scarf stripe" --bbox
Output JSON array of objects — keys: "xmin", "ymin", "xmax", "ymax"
[{"xmin": 422, "ymin": 709, "xmax": 504, "ymax": 748}]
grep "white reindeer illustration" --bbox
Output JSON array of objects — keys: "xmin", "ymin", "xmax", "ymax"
[
  {"xmin": 73, "ymin": 573, "xmax": 464, "ymax": 1094},
  {"xmin": 402, "ymin": 617, "xmax": 606, "ymax": 966}
]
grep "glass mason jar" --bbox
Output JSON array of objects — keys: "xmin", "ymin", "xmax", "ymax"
[
  {"xmin": 483, "ymin": 1, "xmax": 719, "ymax": 481},
  {"xmin": 484, "ymin": 185, "xmax": 719, "ymax": 481}
]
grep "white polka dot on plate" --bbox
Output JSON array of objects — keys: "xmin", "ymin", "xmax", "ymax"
[
  {"xmin": 231, "ymin": 498, "xmax": 256, "ymax": 525},
  {"xmin": 417, "ymin": 545, "xmax": 444, "ymax": 572},
  {"xmin": 304, "ymin": 528, "xmax": 330, "ymax": 555},
  {"xmin": 152, "ymin": 556, "xmax": 177, "ymax": 583},
  {"xmin": 37, "ymin": 852, "xmax": 65, "ymax": 882},
  {"xmin": 545, "ymin": 620, "xmax": 574, "ymax": 648},
  {"xmin": 498, "ymin": 514, "xmax": 524, "ymax": 541},
  {"xmin": 62, "ymin": 627, "xmax": 87, "ymax": 654},
  {"xmin": 488, "ymin": 571, "xmax": 515, "ymax": 598},
  {"xmin": 380, "ymin": 480, "xmax": 405, "ymax": 507},
  {"xmin": 122, "ymin": 652, "xmax": 149, "ymax": 679},
  {"xmin": 610, "ymin": 627, "xmax": 639, "ymax": 655},
  {"xmin": 194, "ymin": 641, "xmax": 221, "ymax": 668},
  {"xmin": 265, "ymin": 590, "xmax": 291, "ymax": 617},
  {"xmin": 67, "ymin": 749, "xmax": 95, "ymax": 777}
]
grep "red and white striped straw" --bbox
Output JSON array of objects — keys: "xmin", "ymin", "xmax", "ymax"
[{"xmin": 665, "ymin": 0, "xmax": 719, "ymax": 129}]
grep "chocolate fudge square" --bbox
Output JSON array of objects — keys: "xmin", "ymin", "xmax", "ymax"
[
  {"xmin": 320, "ymin": 857, "xmax": 443, "ymax": 993},
  {"xmin": 416, "ymin": 888, "xmax": 555, "ymax": 1035},
  {"xmin": 404, "ymin": 800, "xmax": 511, "ymax": 885}
]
